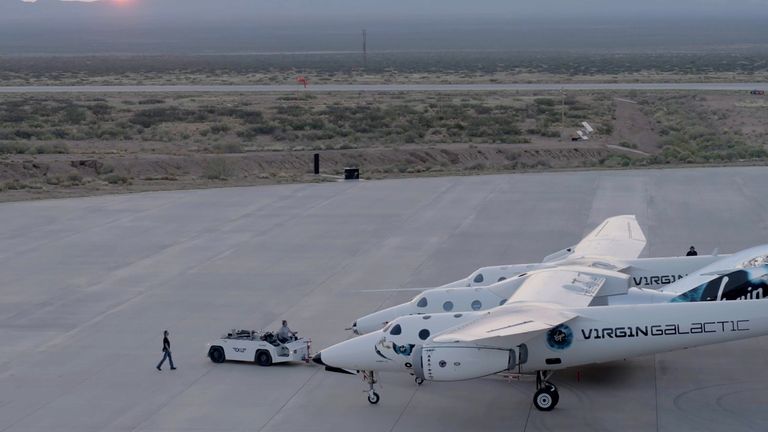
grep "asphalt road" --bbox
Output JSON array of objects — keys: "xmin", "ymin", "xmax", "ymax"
[
  {"xmin": 0, "ymin": 83, "xmax": 767, "ymax": 93},
  {"xmin": 1, "ymin": 167, "xmax": 768, "ymax": 432}
]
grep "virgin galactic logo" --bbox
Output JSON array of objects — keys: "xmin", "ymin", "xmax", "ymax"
[{"xmin": 547, "ymin": 324, "xmax": 573, "ymax": 351}]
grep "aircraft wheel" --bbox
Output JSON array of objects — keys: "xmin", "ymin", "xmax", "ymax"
[
  {"xmin": 533, "ymin": 387, "xmax": 558, "ymax": 411},
  {"xmin": 256, "ymin": 350, "xmax": 273, "ymax": 367},
  {"xmin": 415, "ymin": 377, "xmax": 425, "ymax": 386},
  {"xmin": 209, "ymin": 346, "xmax": 225, "ymax": 363},
  {"xmin": 367, "ymin": 391, "xmax": 380, "ymax": 405}
]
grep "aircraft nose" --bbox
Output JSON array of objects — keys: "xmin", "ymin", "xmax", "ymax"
[
  {"xmin": 316, "ymin": 332, "xmax": 400, "ymax": 372},
  {"xmin": 312, "ymin": 352, "xmax": 325, "ymax": 366}
]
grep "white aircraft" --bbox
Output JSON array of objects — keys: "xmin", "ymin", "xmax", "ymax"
[
  {"xmin": 315, "ymin": 220, "xmax": 768, "ymax": 410},
  {"xmin": 353, "ymin": 215, "xmax": 723, "ymax": 335}
]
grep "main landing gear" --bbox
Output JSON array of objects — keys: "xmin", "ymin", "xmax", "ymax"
[
  {"xmin": 363, "ymin": 371, "xmax": 380, "ymax": 404},
  {"xmin": 533, "ymin": 371, "xmax": 559, "ymax": 411}
]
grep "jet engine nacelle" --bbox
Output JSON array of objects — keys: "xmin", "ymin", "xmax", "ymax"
[{"xmin": 413, "ymin": 345, "xmax": 512, "ymax": 382}]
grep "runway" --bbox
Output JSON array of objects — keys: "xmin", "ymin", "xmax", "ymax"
[
  {"xmin": 0, "ymin": 82, "xmax": 767, "ymax": 93},
  {"xmin": 1, "ymin": 167, "xmax": 768, "ymax": 432}
]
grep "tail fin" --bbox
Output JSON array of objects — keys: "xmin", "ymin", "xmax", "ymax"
[{"xmin": 671, "ymin": 266, "xmax": 768, "ymax": 302}]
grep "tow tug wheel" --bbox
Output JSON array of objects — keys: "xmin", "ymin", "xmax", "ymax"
[
  {"xmin": 209, "ymin": 346, "xmax": 225, "ymax": 363},
  {"xmin": 256, "ymin": 350, "xmax": 273, "ymax": 367},
  {"xmin": 367, "ymin": 390, "xmax": 380, "ymax": 405},
  {"xmin": 533, "ymin": 387, "xmax": 558, "ymax": 411}
]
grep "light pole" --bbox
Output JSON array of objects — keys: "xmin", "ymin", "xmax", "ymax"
[{"xmin": 560, "ymin": 88, "xmax": 566, "ymax": 141}]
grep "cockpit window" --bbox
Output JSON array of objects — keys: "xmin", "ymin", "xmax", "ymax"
[
  {"xmin": 473, "ymin": 273, "xmax": 484, "ymax": 283},
  {"xmin": 416, "ymin": 297, "xmax": 428, "ymax": 308},
  {"xmin": 389, "ymin": 324, "xmax": 402, "ymax": 335}
]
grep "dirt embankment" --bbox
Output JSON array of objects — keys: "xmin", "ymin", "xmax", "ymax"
[{"xmin": 0, "ymin": 143, "xmax": 617, "ymax": 201}]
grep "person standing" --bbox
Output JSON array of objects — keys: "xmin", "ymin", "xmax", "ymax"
[
  {"xmin": 686, "ymin": 246, "xmax": 698, "ymax": 256},
  {"xmin": 156, "ymin": 330, "xmax": 177, "ymax": 371}
]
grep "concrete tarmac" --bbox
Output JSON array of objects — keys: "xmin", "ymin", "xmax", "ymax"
[{"xmin": 1, "ymin": 167, "xmax": 767, "ymax": 432}]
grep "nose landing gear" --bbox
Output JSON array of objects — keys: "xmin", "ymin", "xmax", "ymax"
[
  {"xmin": 533, "ymin": 371, "xmax": 559, "ymax": 411},
  {"xmin": 367, "ymin": 390, "xmax": 380, "ymax": 404},
  {"xmin": 363, "ymin": 371, "xmax": 380, "ymax": 404}
]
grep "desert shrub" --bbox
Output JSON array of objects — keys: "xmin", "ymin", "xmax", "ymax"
[
  {"xmin": 211, "ymin": 142, "xmax": 244, "ymax": 153},
  {"xmin": 602, "ymin": 155, "xmax": 632, "ymax": 167},
  {"xmin": 138, "ymin": 98, "xmax": 166, "ymax": 105},
  {"xmin": 237, "ymin": 124, "xmax": 278, "ymax": 138},
  {"xmin": 103, "ymin": 174, "xmax": 129, "ymax": 184},
  {"xmin": 0, "ymin": 142, "xmax": 30, "ymax": 154},
  {"xmin": 62, "ymin": 106, "xmax": 87, "ymax": 124},
  {"xmin": 27, "ymin": 143, "xmax": 69, "ymax": 154},
  {"xmin": 66, "ymin": 171, "xmax": 84, "ymax": 185},
  {"xmin": 129, "ymin": 107, "xmax": 199, "ymax": 128},
  {"xmin": 534, "ymin": 98, "xmax": 556, "ymax": 107},
  {"xmin": 203, "ymin": 158, "xmax": 236, "ymax": 179},
  {"xmin": 88, "ymin": 102, "xmax": 113, "ymax": 118},
  {"xmin": 210, "ymin": 124, "xmax": 231, "ymax": 134}
]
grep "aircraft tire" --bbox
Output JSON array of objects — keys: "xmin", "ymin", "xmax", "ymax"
[
  {"xmin": 367, "ymin": 391, "xmax": 380, "ymax": 404},
  {"xmin": 533, "ymin": 388, "xmax": 558, "ymax": 411}
]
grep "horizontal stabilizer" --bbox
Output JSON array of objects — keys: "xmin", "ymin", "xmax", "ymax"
[{"xmin": 572, "ymin": 215, "xmax": 646, "ymax": 260}]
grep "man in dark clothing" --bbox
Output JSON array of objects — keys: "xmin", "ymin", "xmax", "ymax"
[
  {"xmin": 156, "ymin": 330, "xmax": 176, "ymax": 371},
  {"xmin": 686, "ymin": 246, "xmax": 698, "ymax": 256}
]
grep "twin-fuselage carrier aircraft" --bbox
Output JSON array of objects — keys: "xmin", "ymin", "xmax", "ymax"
[{"xmin": 313, "ymin": 215, "xmax": 768, "ymax": 410}]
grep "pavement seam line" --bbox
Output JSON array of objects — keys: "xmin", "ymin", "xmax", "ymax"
[
  {"xmin": 256, "ymin": 367, "xmax": 323, "ymax": 432},
  {"xmin": 128, "ymin": 367, "xmax": 216, "ymax": 432},
  {"xmin": 387, "ymin": 384, "xmax": 420, "ymax": 432}
]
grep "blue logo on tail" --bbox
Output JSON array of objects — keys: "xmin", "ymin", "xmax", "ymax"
[{"xmin": 671, "ymin": 266, "xmax": 768, "ymax": 303}]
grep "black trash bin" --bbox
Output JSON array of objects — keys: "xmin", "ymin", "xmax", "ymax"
[{"xmin": 344, "ymin": 167, "xmax": 360, "ymax": 180}]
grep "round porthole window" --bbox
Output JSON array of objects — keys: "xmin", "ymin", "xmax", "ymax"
[
  {"xmin": 418, "ymin": 329, "xmax": 431, "ymax": 340},
  {"xmin": 443, "ymin": 301, "xmax": 454, "ymax": 312},
  {"xmin": 471, "ymin": 300, "xmax": 482, "ymax": 311},
  {"xmin": 439, "ymin": 360, "xmax": 447, "ymax": 368}
]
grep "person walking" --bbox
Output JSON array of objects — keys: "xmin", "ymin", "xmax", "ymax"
[{"xmin": 156, "ymin": 330, "xmax": 177, "ymax": 371}]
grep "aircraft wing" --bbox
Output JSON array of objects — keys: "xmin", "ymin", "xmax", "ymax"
[
  {"xmin": 505, "ymin": 265, "xmax": 614, "ymax": 307},
  {"xmin": 432, "ymin": 303, "xmax": 577, "ymax": 345},
  {"xmin": 572, "ymin": 215, "xmax": 646, "ymax": 260}
]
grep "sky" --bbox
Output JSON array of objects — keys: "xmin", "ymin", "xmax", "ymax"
[
  {"xmin": 2, "ymin": 0, "xmax": 768, "ymax": 55},
  {"xmin": 7, "ymin": 0, "xmax": 768, "ymax": 21}
]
